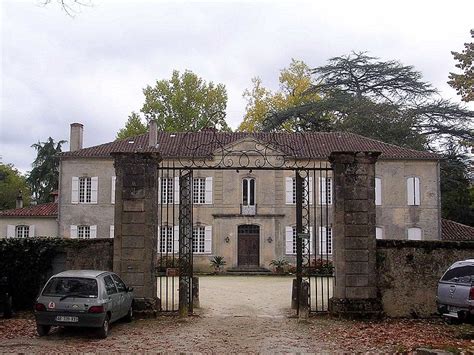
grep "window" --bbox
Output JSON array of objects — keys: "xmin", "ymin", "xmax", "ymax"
[
  {"xmin": 407, "ymin": 227, "xmax": 422, "ymax": 240},
  {"xmin": 70, "ymin": 225, "xmax": 96, "ymax": 239},
  {"xmin": 109, "ymin": 225, "xmax": 115, "ymax": 239},
  {"xmin": 111, "ymin": 274, "xmax": 127, "ymax": 292},
  {"xmin": 103, "ymin": 275, "xmax": 118, "ymax": 295},
  {"xmin": 285, "ymin": 177, "xmax": 313, "ymax": 204},
  {"xmin": 193, "ymin": 178, "xmax": 206, "ymax": 204},
  {"xmin": 319, "ymin": 177, "xmax": 332, "ymax": 205},
  {"xmin": 375, "ymin": 177, "xmax": 382, "ymax": 206},
  {"xmin": 441, "ymin": 265, "xmax": 474, "ymax": 283},
  {"xmin": 193, "ymin": 226, "xmax": 205, "ymax": 253},
  {"xmin": 42, "ymin": 277, "xmax": 98, "ymax": 298},
  {"xmin": 15, "ymin": 225, "xmax": 29, "ymax": 238},
  {"xmin": 111, "ymin": 176, "xmax": 116, "ymax": 204},
  {"xmin": 242, "ymin": 178, "xmax": 255, "ymax": 206},
  {"xmin": 376, "ymin": 227, "xmax": 383, "ymax": 240},
  {"xmin": 78, "ymin": 226, "xmax": 91, "ymax": 239},
  {"xmin": 158, "ymin": 226, "xmax": 179, "ymax": 253},
  {"xmin": 71, "ymin": 176, "xmax": 98, "ymax": 204},
  {"xmin": 160, "ymin": 178, "xmax": 174, "ymax": 204},
  {"xmin": 319, "ymin": 227, "xmax": 332, "ymax": 255},
  {"xmin": 407, "ymin": 177, "xmax": 420, "ymax": 206},
  {"xmin": 285, "ymin": 226, "xmax": 313, "ymax": 255}
]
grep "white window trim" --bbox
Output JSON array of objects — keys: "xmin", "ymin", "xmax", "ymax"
[
  {"xmin": 407, "ymin": 176, "xmax": 421, "ymax": 206},
  {"xmin": 242, "ymin": 177, "xmax": 256, "ymax": 206},
  {"xmin": 376, "ymin": 226, "xmax": 383, "ymax": 240},
  {"xmin": 111, "ymin": 176, "xmax": 116, "ymax": 204}
]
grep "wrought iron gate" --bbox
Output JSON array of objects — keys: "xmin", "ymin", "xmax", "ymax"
[
  {"xmin": 295, "ymin": 165, "xmax": 334, "ymax": 314},
  {"xmin": 154, "ymin": 131, "xmax": 334, "ymax": 315}
]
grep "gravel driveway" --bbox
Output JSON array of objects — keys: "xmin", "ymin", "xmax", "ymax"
[{"xmin": 1, "ymin": 276, "xmax": 474, "ymax": 353}]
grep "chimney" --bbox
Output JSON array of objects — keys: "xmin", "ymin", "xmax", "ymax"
[
  {"xmin": 16, "ymin": 190, "xmax": 23, "ymax": 209},
  {"xmin": 70, "ymin": 123, "xmax": 84, "ymax": 152},
  {"xmin": 149, "ymin": 120, "xmax": 157, "ymax": 147}
]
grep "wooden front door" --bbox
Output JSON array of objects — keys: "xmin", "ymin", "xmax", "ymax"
[{"xmin": 238, "ymin": 225, "xmax": 260, "ymax": 266}]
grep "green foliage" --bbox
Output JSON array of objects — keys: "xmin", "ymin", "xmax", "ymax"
[
  {"xmin": 27, "ymin": 137, "xmax": 66, "ymax": 204},
  {"xmin": 440, "ymin": 145, "xmax": 474, "ymax": 226},
  {"xmin": 0, "ymin": 163, "xmax": 31, "ymax": 210},
  {"xmin": 209, "ymin": 255, "xmax": 226, "ymax": 272},
  {"xmin": 139, "ymin": 70, "xmax": 230, "ymax": 132},
  {"xmin": 265, "ymin": 52, "xmax": 474, "ymax": 150},
  {"xmin": 239, "ymin": 59, "xmax": 328, "ymax": 132},
  {"xmin": 0, "ymin": 238, "xmax": 59, "ymax": 309},
  {"xmin": 116, "ymin": 112, "xmax": 148, "ymax": 140},
  {"xmin": 309, "ymin": 258, "xmax": 334, "ymax": 276},
  {"xmin": 448, "ymin": 29, "xmax": 474, "ymax": 102}
]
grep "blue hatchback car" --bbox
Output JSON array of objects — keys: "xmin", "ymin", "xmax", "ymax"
[{"xmin": 34, "ymin": 270, "xmax": 134, "ymax": 338}]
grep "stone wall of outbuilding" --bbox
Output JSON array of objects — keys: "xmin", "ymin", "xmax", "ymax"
[{"xmin": 376, "ymin": 239, "xmax": 474, "ymax": 317}]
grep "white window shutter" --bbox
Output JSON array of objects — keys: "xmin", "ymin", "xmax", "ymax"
[
  {"xmin": 376, "ymin": 227, "xmax": 383, "ymax": 240},
  {"xmin": 158, "ymin": 178, "xmax": 162, "ymax": 204},
  {"xmin": 375, "ymin": 177, "xmax": 382, "ymax": 206},
  {"xmin": 111, "ymin": 176, "xmax": 116, "ymax": 204},
  {"xmin": 407, "ymin": 177, "xmax": 420, "ymax": 206},
  {"xmin": 205, "ymin": 177, "xmax": 213, "ymax": 204},
  {"xmin": 173, "ymin": 225, "xmax": 179, "ymax": 253},
  {"xmin": 90, "ymin": 225, "xmax": 97, "ymax": 239},
  {"xmin": 71, "ymin": 177, "xmax": 79, "ymax": 204},
  {"xmin": 91, "ymin": 177, "xmax": 99, "ymax": 204},
  {"xmin": 308, "ymin": 177, "xmax": 313, "ymax": 205},
  {"xmin": 6, "ymin": 225, "xmax": 15, "ymax": 238},
  {"xmin": 309, "ymin": 226, "xmax": 314, "ymax": 255},
  {"xmin": 285, "ymin": 177, "xmax": 293, "ymax": 204},
  {"xmin": 29, "ymin": 225, "xmax": 35, "ymax": 238},
  {"xmin": 70, "ymin": 225, "xmax": 78, "ymax": 239},
  {"xmin": 285, "ymin": 226, "xmax": 294, "ymax": 254},
  {"xmin": 408, "ymin": 227, "xmax": 422, "ymax": 240},
  {"xmin": 157, "ymin": 226, "xmax": 161, "ymax": 251},
  {"xmin": 319, "ymin": 227, "xmax": 327, "ymax": 255},
  {"xmin": 319, "ymin": 177, "xmax": 326, "ymax": 205},
  {"xmin": 109, "ymin": 225, "xmax": 115, "ymax": 239},
  {"xmin": 204, "ymin": 226, "xmax": 212, "ymax": 253},
  {"xmin": 174, "ymin": 177, "xmax": 180, "ymax": 205},
  {"xmin": 414, "ymin": 177, "xmax": 420, "ymax": 205}
]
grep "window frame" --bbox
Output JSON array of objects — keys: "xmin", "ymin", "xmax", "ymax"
[
  {"xmin": 15, "ymin": 225, "xmax": 29, "ymax": 238},
  {"xmin": 79, "ymin": 176, "xmax": 92, "ymax": 203},
  {"xmin": 193, "ymin": 178, "xmax": 206, "ymax": 204},
  {"xmin": 242, "ymin": 177, "xmax": 256, "ymax": 206},
  {"xmin": 78, "ymin": 225, "xmax": 91, "ymax": 239}
]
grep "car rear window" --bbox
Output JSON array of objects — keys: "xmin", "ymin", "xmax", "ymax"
[
  {"xmin": 441, "ymin": 265, "xmax": 474, "ymax": 283},
  {"xmin": 42, "ymin": 277, "xmax": 98, "ymax": 298}
]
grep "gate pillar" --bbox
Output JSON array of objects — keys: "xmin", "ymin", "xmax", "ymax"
[
  {"xmin": 328, "ymin": 151, "xmax": 383, "ymax": 318},
  {"xmin": 112, "ymin": 152, "xmax": 161, "ymax": 314}
]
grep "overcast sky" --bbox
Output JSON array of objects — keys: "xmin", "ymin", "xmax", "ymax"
[{"xmin": 1, "ymin": 0, "xmax": 473, "ymax": 173}]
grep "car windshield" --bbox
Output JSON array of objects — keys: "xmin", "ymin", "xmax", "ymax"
[{"xmin": 42, "ymin": 277, "xmax": 98, "ymax": 298}]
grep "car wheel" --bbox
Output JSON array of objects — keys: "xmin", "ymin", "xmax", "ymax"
[
  {"xmin": 97, "ymin": 315, "xmax": 110, "ymax": 339},
  {"xmin": 124, "ymin": 305, "xmax": 133, "ymax": 323},
  {"xmin": 36, "ymin": 324, "xmax": 51, "ymax": 337}
]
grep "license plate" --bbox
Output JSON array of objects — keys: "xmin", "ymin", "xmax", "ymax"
[
  {"xmin": 55, "ymin": 316, "xmax": 79, "ymax": 323},
  {"xmin": 448, "ymin": 306, "xmax": 461, "ymax": 312}
]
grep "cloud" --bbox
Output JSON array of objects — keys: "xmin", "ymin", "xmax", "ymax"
[{"xmin": 1, "ymin": 0, "xmax": 473, "ymax": 173}]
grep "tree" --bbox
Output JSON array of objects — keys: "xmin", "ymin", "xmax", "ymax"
[
  {"xmin": 265, "ymin": 53, "xmax": 473, "ymax": 150},
  {"xmin": 27, "ymin": 138, "xmax": 66, "ymax": 204},
  {"xmin": 440, "ymin": 145, "xmax": 473, "ymax": 226},
  {"xmin": 139, "ymin": 70, "xmax": 230, "ymax": 132},
  {"xmin": 448, "ymin": 29, "xmax": 474, "ymax": 102},
  {"xmin": 116, "ymin": 112, "xmax": 148, "ymax": 140},
  {"xmin": 41, "ymin": 0, "xmax": 92, "ymax": 17},
  {"xmin": 239, "ymin": 59, "xmax": 330, "ymax": 132},
  {"xmin": 0, "ymin": 163, "xmax": 31, "ymax": 210}
]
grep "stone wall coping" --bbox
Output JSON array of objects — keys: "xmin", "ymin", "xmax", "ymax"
[{"xmin": 377, "ymin": 239, "xmax": 474, "ymax": 250}]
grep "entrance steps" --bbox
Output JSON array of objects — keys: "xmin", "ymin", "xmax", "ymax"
[{"xmin": 225, "ymin": 267, "xmax": 272, "ymax": 275}]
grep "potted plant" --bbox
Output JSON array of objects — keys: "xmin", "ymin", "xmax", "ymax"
[
  {"xmin": 269, "ymin": 258, "xmax": 289, "ymax": 274},
  {"xmin": 210, "ymin": 256, "xmax": 226, "ymax": 274}
]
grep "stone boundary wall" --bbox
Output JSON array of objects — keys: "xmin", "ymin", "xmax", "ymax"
[
  {"xmin": 376, "ymin": 239, "xmax": 474, "ymax": 317},
  {"xmin": 53, "ymin": 239, "xmax": 114, "ymax": 273}
]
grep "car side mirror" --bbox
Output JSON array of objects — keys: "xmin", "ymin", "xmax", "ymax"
[{"xmin": 127, "ymin": 287, "xmax": 134, "ymax": 293}]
